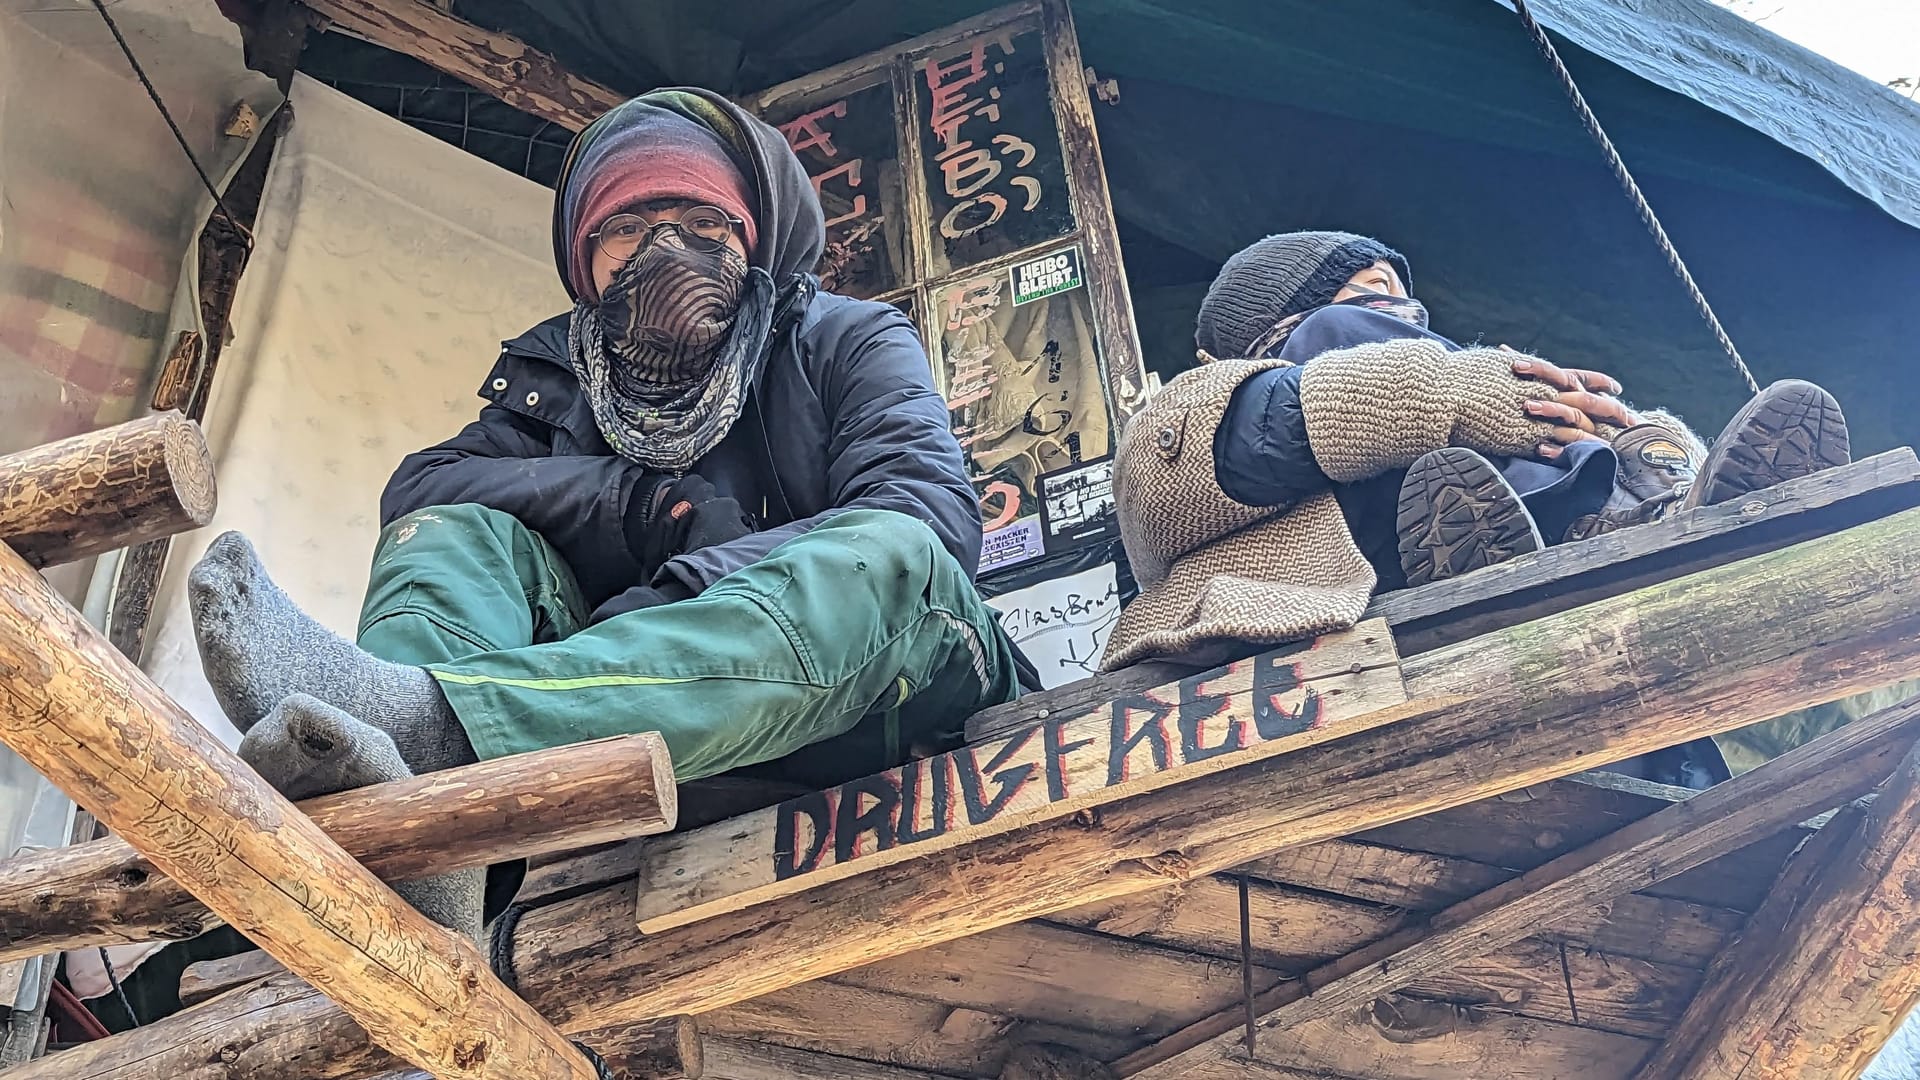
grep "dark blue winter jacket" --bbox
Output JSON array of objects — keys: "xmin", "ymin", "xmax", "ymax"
[
  {"xmin": 380, "ymin": 87, "xmax": 979, "ymax": 611},
  {"xmin": 379, "ymin": 293, "xmax": 978, "ymax": 610}
]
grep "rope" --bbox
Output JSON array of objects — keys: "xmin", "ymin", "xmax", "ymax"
[
  {"xmin": 1510, "ymin": 0, "xmax": 1760, "ymax": 395},
  {"xmin": 87, "ymin": 0, "xmax": 254, "ymax": 251},
  {"xmin": 571, "ymin": 1040, "xmax": 617, "ymax": 1080},
  {"xmin": 97, "ymin": 946, "xmax": 139, "ymax": 1028},
  {"xmin": 488, "ymin": 901, "xmax": 530, "ymax": 994}
]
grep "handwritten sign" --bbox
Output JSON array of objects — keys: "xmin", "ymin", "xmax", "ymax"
[
  {"xmin": 633, "ymin": 621, "xmax": 1406, "ymax": 933},
  {"xmin": 769, "ymin": 79, "xmax": 903, "ymax": 298},
  {"xmin": 985, "ymin": 562, "xmax": 1120, "ymax": 689},
  {"xmin": 918, "ymin": 29, "xmax": 1073, "ymax": 273}
]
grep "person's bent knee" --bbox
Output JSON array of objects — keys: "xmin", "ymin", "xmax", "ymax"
[
  {"xmin": 818, "ymin": 509, "xmax": 948, "ymax": 572},
  {"xmin": 384, "ymin": 503, "xmax": 522, "ymax": 534}
]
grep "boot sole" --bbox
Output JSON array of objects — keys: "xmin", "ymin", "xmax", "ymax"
[
  {"xmin": 1397, "ymin": 448, "xmax": 1544, "ymax": 588},
  {"xmin": 1691, "ymin": 380, "xmax": 1850, "ymax": 508}
]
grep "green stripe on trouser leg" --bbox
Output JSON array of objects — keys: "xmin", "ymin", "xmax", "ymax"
[{"xmin": 356, "ymin": 503, "xmax": 1019, "ymax": 783}]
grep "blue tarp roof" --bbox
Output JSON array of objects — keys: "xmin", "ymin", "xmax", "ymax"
[{"xmin": 1518, "ymin": 0, "xmax": 1920, "ymax": 229}]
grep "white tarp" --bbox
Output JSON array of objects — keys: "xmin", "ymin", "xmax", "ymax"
[{"xmin": 72, "ymin": 73, "xmax": 567, "ymax": 994}]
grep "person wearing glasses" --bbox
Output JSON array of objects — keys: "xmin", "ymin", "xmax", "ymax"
[{"xmin": 185, "ymin": 90, "xmax": 1021, "ymax": 940}]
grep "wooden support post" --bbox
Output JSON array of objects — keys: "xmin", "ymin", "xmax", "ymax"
[
  {"xmin": 0, "ymin": 733, "xmax": 675, "ymax": 964},
  {"xmin": 0, "ymin": 412, "xmax": 215, "ymax": 570},
  {"xmin": 26, "ymin": 507, "xmax": 1920, "ymax": 1080},
  {"xmin": 294, "ymin": 0, "xmax": 621, "ymax": 129},
  {"xmin": 1115, "ymin": 692, "xmax": 1920, "ymax": 1077},
  {"xmin": 0, "ymin": 543, "xmax": 601, "ymax": 1079},
  {"xmin": 1636, "ymin": 738, "xmax": 1920, "ymax": 1080}
]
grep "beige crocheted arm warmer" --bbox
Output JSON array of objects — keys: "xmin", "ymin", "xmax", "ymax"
[{"xmin": 1297, "ymin": 340, "xmax": 1559, "ymax": 483}]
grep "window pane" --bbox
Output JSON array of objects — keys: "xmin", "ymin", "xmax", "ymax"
[
  {"xmin": 934, "ymin": 253, "xmax": 1111, "ymax": 573},
  {"xmin": 764, "ymin": 77, "xmax": 909, "ymax": 299},
  {"xmin": 917, "ymin": 27, "xmax": 1075, "ymax": 277}
]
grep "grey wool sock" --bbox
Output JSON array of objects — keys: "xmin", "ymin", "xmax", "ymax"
[
  {"xmin": 239, "ymin": 694, "xmax": 484, "ymax": 941},
  {"xmin": 189, "ymin": 531, "xmax": 476, "ymax": 774}
]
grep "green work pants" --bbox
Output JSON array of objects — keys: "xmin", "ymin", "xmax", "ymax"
[{"xmin": 356, "ymin": 504, "xmax": 1019, "ymax": 787}]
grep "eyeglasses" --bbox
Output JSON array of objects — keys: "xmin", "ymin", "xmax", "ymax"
[{"xmin": 590, "ymin": 204, "xmax": 743, "ymax": 262}]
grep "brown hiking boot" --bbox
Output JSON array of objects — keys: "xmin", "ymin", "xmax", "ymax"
[
  {"xmin": 1612, "ymin": 422, "xmax": 1702, "ymax": 502},
  {"xmin": 1397, "ymin": 447, "xmax": 1544, "ymax": 587},
  {"xmin": 1562, "ymin": 422, "xmax": 1700, "ymax": 542},
  {"xmin": 1682, "ymin": 380, "xmax": 1849, "ymax": 509}
]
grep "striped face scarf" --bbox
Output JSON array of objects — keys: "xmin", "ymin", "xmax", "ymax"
[{"xmin": 568, "ymin": 232, "xmax": 772, "ymax": 471}]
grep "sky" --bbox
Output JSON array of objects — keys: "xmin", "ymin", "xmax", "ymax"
[{"xmin": 1714, "ymin": 0, "xmax": 1919, "ymax": 89}]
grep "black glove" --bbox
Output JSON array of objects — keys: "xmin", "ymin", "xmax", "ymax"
[
  {"xmin": 626, "ymin": 473, "xmax": 757, "ymax": 575},
  {"xmin": 589, "ymin": 578, "xmax": 695, "ymax": 625}
]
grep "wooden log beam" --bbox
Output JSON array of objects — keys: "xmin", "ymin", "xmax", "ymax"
[
  {"xmin": 1116, "ymin": 692, "xmax": 1920, "ymax": 1077},
  {"xmin": 0, "ymin": 412, "xmax": 215, "ymax": 570},
  {"xmin": 633, "ymin": 622, "xmax": 1408, "ymax": 933},
  {"xmin": 295, "ymin": 0, "xmax": 622, "ymax": 130},
  {"xmin": 0, "ymin": 732, "xmax": 675, "ymax": 964},
  {"xmin": 30, "ymin": 506, "xmax": 1920, "ymax": 1080},
  {"xmin": 0, "ymin": 543, "xmax": 602, "ymax": 1079},
  {"xmin": 1637, "ymin": 739, "xmax": 1920, "ymax": 1079},
  {"xmin": 968, "ymin": 448, "xmax": 1920, "ymax": 741}
]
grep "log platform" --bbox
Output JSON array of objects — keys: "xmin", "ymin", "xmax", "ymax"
[{"xmin": 5, "ymin": 447, "xmax": 1920, "ymax": 1080}]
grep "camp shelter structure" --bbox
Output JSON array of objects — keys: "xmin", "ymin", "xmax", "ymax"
[{"xmin": 1, "ymin": 0, "xmax": 1919, "ymax": 1077}]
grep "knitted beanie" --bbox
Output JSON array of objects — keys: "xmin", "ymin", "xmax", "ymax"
[
  {"xmin": 1196, "ymin": 232, "xmax": 1412, "ymax": 359},
  {"xmin": 557, "ymin": 103, "xmax": 759, "ymax": 300}
]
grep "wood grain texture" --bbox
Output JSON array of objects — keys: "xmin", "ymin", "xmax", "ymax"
[
  {"xmin": 0, "ymin": 732, "xmax": 674, "ymax": 963},
  {"xmin": 968, "ymin": 449, "xmax": 1920, "ymax": 742},
  {"xmin": 0, "ymin": 411, "xmax": 215, "ymax": 570},
  {"xmin": 703, "ymin": 1037, "xmax": 940, "ymax": 1080},
  {"xmin": 0, "ymin": 543, "xmax": 597, "ymax": 1080},
  {"xmin": 633, "ymin": 622, "xmax": 1405, "ymax": 933},
  {"xmin": 1639, "ymin": 736, "xmax": 1920, "ymax": 1080},
  {"xmin": 296, "ymin": 0, "xmax": 621, "ymax": 129},
  {"xmin": 32, "ymin": 509, "xmax": 1920, "ymax": 1079},
  {"xmin": 1121, "ymin": 692, "xmax": 1920, "ymax": 1076},
  {"xmin": 1039, "ymin": 0, "xmax": 1149, "ymax": 421},
  {"xmin": 1180, "ymin": 995, "xmax": 1655, "ymax": 1080}
]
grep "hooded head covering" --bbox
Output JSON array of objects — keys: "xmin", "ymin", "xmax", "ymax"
[
  {"xmin": 1195, "ymin": 231, "xmax": 1411, "ymax": 360},
  {"xmin": 554, "ymin": 89, "xmax": 824, "ymax": 299},
  {"xmin": 558, "ymin": 110, "xmax": 758, "ymax": 301},
  {"xmin": 552, "ymin": 89, "xmax": 826, "ymax": 473}
]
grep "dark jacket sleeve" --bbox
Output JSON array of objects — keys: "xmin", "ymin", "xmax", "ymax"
[
  {"xmin": 1211, "ymin": 364, "xmax": 1337, "ymax": 509},
  {"xmin": 658, "ymin": 304, "xmax": 983, "ymax": 594},
  {"xmin": 380, "ymin": 405, "xmax": 656, "ymax": 597}
]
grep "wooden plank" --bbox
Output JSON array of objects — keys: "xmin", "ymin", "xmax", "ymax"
[
  {"xmin": 295, "ymin": 0, "xmax": 621, "ymax": 130},
  {"xmin": 1056, "ymin": 883, "xmax": 1701, "ymax": 1039},
  {"xmin": 1123, "ymin": 692, "xmax": 1920, "ymax": 1077},
  {"xmin": 968, "ymin": 449, "xmax": 1920, "ymax": 742},
  {"xmin": 1639, "ymin": 737, "xmax": 1920, "ymax": 1080},
  {"xmin": 34, "ymin": 509, "xmax": 1920, "ymax": 1080},
  {"xmin": 702, "ymin": 979, "xmax": 1130, "ymax": 1077},
  {"xmin": 178, "ymin": 951, "xmax": 282, "ymax": 1008},
  {"xmin": 1369, "ymin": 446, "xmax": 1920, "ymax": 655},
  {"xmin": 632, "ymin": 622, "xmax": 1406, "ymax": 934},
  {"xmin": 1180, "ymin": 995, "xmax": 1656, "ymax": 1080},
  {"xmin": 0, "ymin": 732, "xmax": 676, "ymax": 964},
  {"xmin": 1351, "ymin": 773, "xmax": 1809, "ymax": 914},
  {"xmin": 703, "ymin": 1038, "xmax": 944, "ymax": 1080},
  {"xmin": 0, "ymin": 412, "xmax": 215, "ymax": 570},
  {"xmin": 1040, "ymin": 0, "xmax": 1149, "ymax": 421},
  {"xmin": 0, "ymin": 544, "xmax": 600, "ymax": 1080}
]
